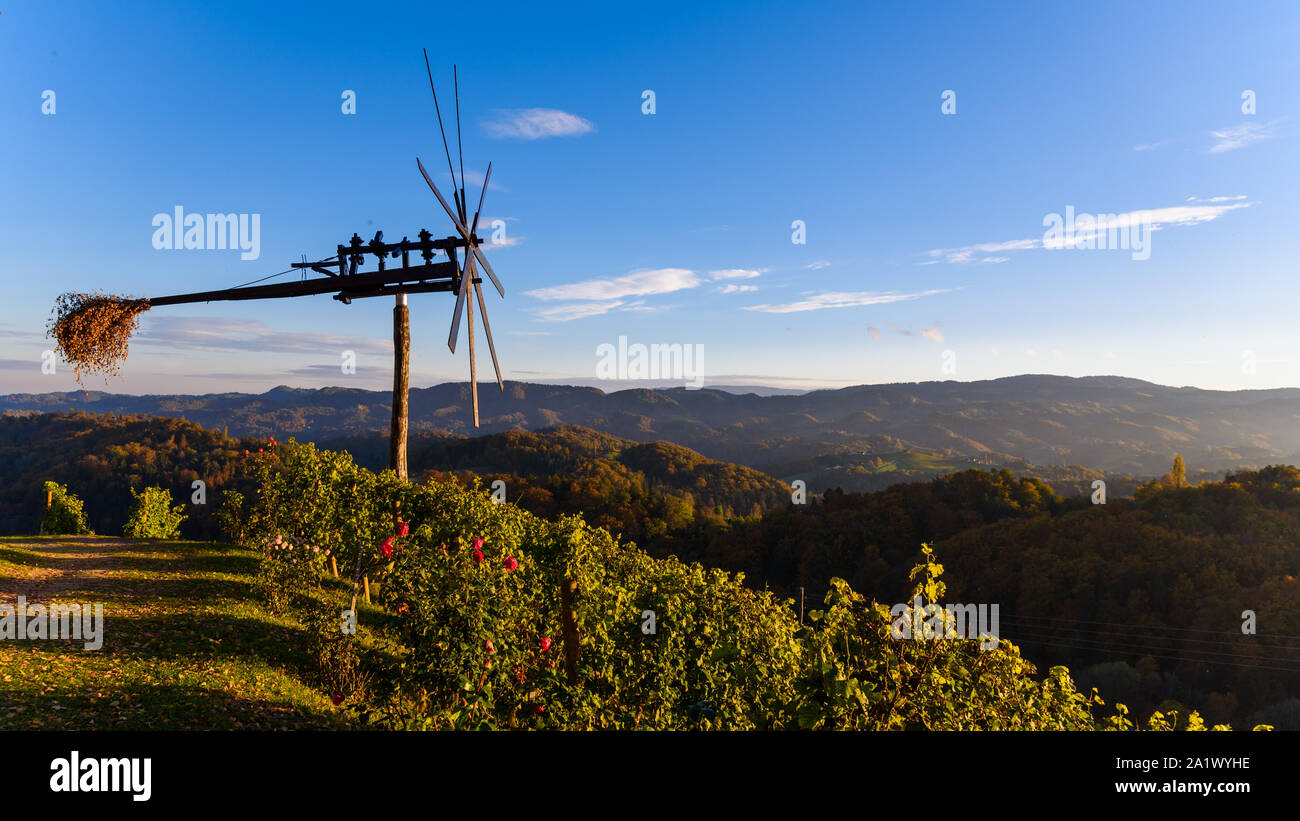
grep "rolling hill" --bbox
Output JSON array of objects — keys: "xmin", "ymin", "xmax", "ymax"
[{"xmin": 5, "ymin": 375, "xmax": 1298, "ymax": 488}]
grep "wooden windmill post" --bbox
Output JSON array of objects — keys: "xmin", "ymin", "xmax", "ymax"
[
  {"xmin": 135, "ymin": 57, "xmax": 508, "ymax": 612},
  {"xmin": 142, "ymin": 56, "xmax": 506, "ymax": 482}
]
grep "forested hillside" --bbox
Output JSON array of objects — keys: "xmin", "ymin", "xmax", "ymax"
[
  {"xmin": 0, "ymin": 411, "xmax": 255, "ymax": 536},
  {"xmin": 690, "ymin": 466, "xmax": 1300, "ymax": 728},
  {"xmin": 0, "ymin": 413, "xmax": 787, "ymax": 545},
  {"xmin": 405, "ymin": 426, "xmax": 789, "ymax": 546},
  {"xmin": 6, "ymin": 375, "xmax": 1298, "ymax": 485},
  {"xmin": 9, "ymin": 410, "xmax": 1299, "ymax": 728}
]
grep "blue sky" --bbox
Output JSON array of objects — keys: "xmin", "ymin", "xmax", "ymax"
[{"xmin": 1, "ymin": 0, "xmax": 1297, "ymax": 395}]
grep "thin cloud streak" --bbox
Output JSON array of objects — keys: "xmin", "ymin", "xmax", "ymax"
[
  {"xmin": 483, "ymin": 108, "xmax": 594, "ymax": 139},
  {"xmin": 1209, "ymin": 121, "xmax": 1276, "ymax": 153},
  {"xmin": 134, "ymin": 316, "xmax": 392, "ymax": 355},
  {"xmin": 745, "ymin": 289, "xmax": 949, "ymax": 314},
  {"xmin": 925, "ymin": 199, "xmax": 1253, "ymax": 263}
]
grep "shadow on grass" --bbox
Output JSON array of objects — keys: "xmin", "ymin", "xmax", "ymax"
[
  {"xmin": 0, "ymin": 685, "xmax": 354, "ymax": 730},
  {"xmin": 0, "ymin": 570, "xmax": 264, "ymax": 604}
]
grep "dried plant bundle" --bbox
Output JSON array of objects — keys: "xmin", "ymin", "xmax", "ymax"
[{"xmin": 47, "ymin": 292, "xmax": 150, "ymax": 386}]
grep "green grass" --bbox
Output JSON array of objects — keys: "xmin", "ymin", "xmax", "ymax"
[{"xmin": 0, "ymin": 535, "xmax": 362, "ymax": 730}]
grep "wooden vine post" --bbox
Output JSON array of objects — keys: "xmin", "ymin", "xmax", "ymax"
[
  {"xmin": 560, "ymin": 577, "xmax": 580, "ymax": 686},
  {"xmin": 390, "ymin": 293, "xmax": 410, "ymax": 481},
  {"xmin": 556, "ymin": 521, "xmax": 582, "ymax": 686}
]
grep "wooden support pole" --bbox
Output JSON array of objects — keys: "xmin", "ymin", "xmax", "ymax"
[
  {"xmin": 466, "ymin": 279, "xmax": 480, "ymax": 427},
  {"xmin": 390, "ymin": 293, "xmax": 410, "ymax": 481},
  {"xmin": 560, "ymin": 577, "xmax": 580, "ymax": 686}
]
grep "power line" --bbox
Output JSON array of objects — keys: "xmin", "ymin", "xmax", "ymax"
[
  {"xmin": 229, "ymin": 267, "xmax": 298, "ymax": 290},
  {"xmin": 998, "ymin": 617, "xmax": 1300, "ymax": 652},
  {"xmin": 999, "ymin": 628, "xmax": 1300, "ymax": 675},
  {"xmin": 999, "ymin": 610, "xmax": 1300, "ymax": 641}
]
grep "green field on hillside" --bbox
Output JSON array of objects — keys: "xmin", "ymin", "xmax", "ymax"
[{"xmin": 0, "ymin": 536, "xmax": 364, "ymax": 730}]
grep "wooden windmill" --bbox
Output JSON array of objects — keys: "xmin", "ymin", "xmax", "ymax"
[{"xmin": 140, "ymin": 53, "xmax": 506, "ymax": 480}]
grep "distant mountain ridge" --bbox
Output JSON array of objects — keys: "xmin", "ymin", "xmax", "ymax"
[{"xmin": 5, "ymin": 375, "xmax": 1299, "ymax": 478}]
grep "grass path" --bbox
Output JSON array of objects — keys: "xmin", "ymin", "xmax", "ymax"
[{"xmin": 0, "ymin": 536, "xmax": 357, "ymax": 730}]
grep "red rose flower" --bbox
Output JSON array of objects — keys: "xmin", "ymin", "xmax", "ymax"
[
  {"xmin": 331, "ymin": 692, "xmax": 342, "ymax": 705},
  {"xmin": 540, "ymin": 637, "xmax": 552, "ymax": 651},
  {"xmin": 503, "ymin": 556, "xmax": 518, "ymax": 572},
  {"xmin": 473, "ymin": 550, "xmax": 484, "ymax": 565},
  {"xmin": 380, "ymin": 537, "xmax": 393, "ymax": 559},
  {"xmin": 535, "ymin": 704, "xmax": 545, "ymax": 715},
  {"xmin": 472, "ymin": 538, "xmax": 485, "ymax": 551},
  {"xmin": 396, "ymin": 520, "xmax": 409, "ymax": 538}
]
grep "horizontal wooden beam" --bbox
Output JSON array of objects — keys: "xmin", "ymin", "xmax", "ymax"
[
  {"xmin": 333, "ymin": 280, "xmax": 458, "ymax": 303},
  {"xmin": 146, "ymin": 261, "xmax": 458, "ymax": 307}
]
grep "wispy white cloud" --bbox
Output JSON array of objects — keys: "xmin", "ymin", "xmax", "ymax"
[
  {"xmin": 879, "ymin": 321, "xmax": 944, "ymax": 342},
  {"xmin": 1208, "ymin": 121, "xmax": 1275, "ymax": 153},
  {"xmin": 927, "ymin": 239, "xmax": 1036, "ymax": 264},
  {"xmin": 525, "ymin": 266, "xmax": 767, "ymax": 320},
  {"xmin": 483, "ymin": 108, "xmax": 594, "ymax": 139},
  {"xmin": 532, "ymin": 300, "xmax": 627, "ymax": 322},
  {"xmin": 804, "ymin": 260, "xmax": 832, "ymax": 270},
  {"xmin": 524, "ymin": 268, "xmax": 699, "ymax": 302},
  {"xmin": 925, "ymin": 199, "xmax": 1253, "ymax": 263},
  {"xmin": 0, "ymin": 323, "xmax": 43, "ymax": 341},
  {"xmin": 709, "ymin": 269, "xmax": 763, "ymax": 280},
  {"xmin": 1133, "ymin": 140, "xmax": 1167, "ymax": 152},
  {"xmin": 744, "ymin": 289, "xmax": 949, "ymax": 314},
  {"xmin": 135, "ymin": 316, "xmax": 392, "ymax": 355},
  {"xmin": 618, "ymin": 300, "xmax": 673, "ymax": 313}
]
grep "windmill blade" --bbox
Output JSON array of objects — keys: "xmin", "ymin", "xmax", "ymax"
[
  {"xmin": 447, "ymin": 251, "xmax": 471, "ymax": 353},
  {"xmin": 465, "ymin": 259, "xmax": 480, "ymax": 428},
  {"xmin": 454, "ymin": 64, "xmax": 467, "ymax": 222},
  {"xmin": 469, "ymin": 245, "xmax": 505, "ymax": 298},
  {"xmin": 470, "ymin": 162, "xmax": 492, "ymax": 235},
  {"xmin": 418, "ymin": 157, "xmax": 506, "ymax": 298},
  {"xmin": 473, "ymin": 277, "xmax": 504, "ymax": 390},
  {"xmin": 467, "ymin": 163, "xmax": 505, "ymax": 299},
  {"xmin": 417, "ymin": 157, "xmax": 471, "ymax": 236},
  {"xmin": 423, "ymin": 49, "xmax": 459, "ymax": 191}
]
